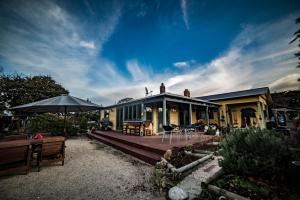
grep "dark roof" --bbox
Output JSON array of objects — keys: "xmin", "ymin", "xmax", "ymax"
[
  {"xmin": 103, "ymin": 92, "xmax": 219, "ymax": 109},
  {"xmin": 197, "ymin": 87, "xmax": 270, "ymax": 101}
]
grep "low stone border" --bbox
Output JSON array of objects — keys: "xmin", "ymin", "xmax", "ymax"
[
  {"xmin": 155, "ymin": 151, "xmax": 213, "ymax": 197},
  {"xmin": 162, "ymin": 153, "xmax": 214, "ymax": 174},
  {"xmin": 168, "ymin": 157, "xmax": 223, "ymax": 200}
]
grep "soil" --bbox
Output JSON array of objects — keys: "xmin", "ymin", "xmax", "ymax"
[
  {"xmin": 169, "ymin": 148, "xmax": 199, "ymax": 168},
  {"xmin": 199, "ymin": 174, "xmax": 300, "ymax": 200}
]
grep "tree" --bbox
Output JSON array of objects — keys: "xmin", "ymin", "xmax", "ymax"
[
  {"xmin": 0, "ymin": 74, "xmax": 68, "ymax": 112},
  {"xmin": 290, "ymin": 17, "xmax": 300, "ymax": 69}
]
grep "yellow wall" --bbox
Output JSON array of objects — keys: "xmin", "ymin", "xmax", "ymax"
[
  {"xmin": 192, "ymin": 111, "xmax": 197, "ymax": 124},
  {"xmin": 170, "ymin": 111, "xmax": 179, "ymax": 125},
  {"xmin": 152, "ymin": 108, "xmax": 158, "ymax": 134},
  {"xmin": 212, "ymin": 95, "xmax": 269, "ymax": 128},
  {"xmin": 100, "ymin": 110, "xmax": 105, "ymax": 119},
  {"xmin": 109, "ymin": 107, "xmax": 117, "ymax": 130}
]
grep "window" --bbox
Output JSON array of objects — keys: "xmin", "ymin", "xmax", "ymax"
[
  {"xmin": 146, "ymin": 107, "xmax": 152, "ymax": 121},
  {"xmin": 133, "ymin": 105, "xmax": 136, "ymax": 119},
  {"xmin": 129, "ymin": 106, "xmax": 132, "ymax": 120},
  {"xmin": 137, "ymin": 104, "xmax": 142, "ymax": 120},
  {"xmin": 209, "ymin": 110, "xmax": 214, "ymax": 119},
  {"xmin": 125, "ymin": 106, "xmax": 128, "ymax": 120},
  {"xmin": 104, "ymin": 110, "xmax": 109, "ymax": 118}
]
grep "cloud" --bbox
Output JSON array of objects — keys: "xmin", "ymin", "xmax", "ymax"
[
  {"xmin": 126, "ymin": 60, "xmax": 150, "ymax": 81},
  {"xmin": 122, "ymin": 14, "xmax": 300, "ymax": 100},
  {"xmin": 79, "ymin": 40, "xmax": 96, "ymax": 49},
  {"xmin": 269, "ymin": 73, "xmax": 300, "ymax": 92},
  {"xmin": 0, "ymin": 0, "xmax": 122, "ymax": 104},
  {"xmin": 0, "ymin": 1, "xmax": 299, "ymax": 106},
  {"xmin": 173, "ymin": 60, "xmax": 195, "ymax": 68},
  {"xmin": 180, "ymin": 0, "xmax": 189, "ymax": 30}
]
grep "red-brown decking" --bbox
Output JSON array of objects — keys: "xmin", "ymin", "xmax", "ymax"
[{"xmin": 87, "ymin": 131, "xmax": 214, "ymax": 165}]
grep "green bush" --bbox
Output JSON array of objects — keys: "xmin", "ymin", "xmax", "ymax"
[
  {"xmin": 29, "ymin": 113, "xmax": 79, "ymax": 136},
  {"xmin": 219, "ymin": 128, "xmax": 290, "ymax": 181},
  {"xmin": 79, "ymin": 116, "xmax": 88, "ymax": 132},
  {"xmin": 184, "ymin": 144, "xmax": 193, "ymax": 152}
]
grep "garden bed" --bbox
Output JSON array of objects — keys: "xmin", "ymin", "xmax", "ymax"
[
  {"xmin": 155, "ymin": 147, "xmax": 214, "ymax": 197},
  {"xmin": 169, "ymin": 148, "xmax": 200, "ymax": 168},
  {"xmin": 199, "ymin": 174, "xmax": 300, "ymax": 200}
]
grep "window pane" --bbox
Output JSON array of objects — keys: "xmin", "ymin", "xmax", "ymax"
[
  {"xmin": 209, "ymin": 110, "xmax": 214, "ymax": 119},
  {"xmin": 133, "ymin": 105, "xmax": 137, "ymax": 120},
  {"xmin": 137, "ymin": 104, "xmax": 141, "ymax": 120},
  {"xmin": 146, "ymin": 107, "xmax": 152, "ymax": 121},
  {"xmin": 129, "ymin": 106, "xmax": 132, "ymax": 120},
  {"xmin": 125, "ymin": 106, "xmax": 128, "ymax": 120}
]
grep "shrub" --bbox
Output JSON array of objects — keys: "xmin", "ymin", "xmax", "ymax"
[
  {"xmin": 184, "ymin": 144, "xmax": 193, "ymax": 152},
  {"xmin": 29, "ymin": 113, "xmax": 79, "ymax": 136},
  {"xmin": 219, "ymin": 128, "xmax": 290, "ymax": 181},
  {"xmin": 79, "ymin": 116, "xmax": 88, "ymax": 132}
]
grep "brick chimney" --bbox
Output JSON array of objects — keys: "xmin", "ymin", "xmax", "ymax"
[
  {"xmin": 160, "ymin": 83, "xmax": 166, "ymax": 94},
  {"xmin": 184, "ymin": 89, "xmax": 190, "ymax": 97}
]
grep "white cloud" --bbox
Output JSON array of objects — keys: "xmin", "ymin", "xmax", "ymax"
[
  {"xmin": 174, "ymin": 61, "xmax": 188, "ymax": 68},
  {"xmin": 0, "ymin": 0, "xmax": 122, "ymax": 104},
  {"xmin": 1, "ymin": 1, "xmax": 299, "ymax": 107},
  {"xmin": 79, "ymin": 40, "xmax": 96, "ymax": 49},
  {"xmin": 269, "ymin": 73, "xmax": 300, "ymax": 92},
  {"xmin": 126, "ymin": 60, "xmax": 150, "ymax": 81},
  {"xmin": 180, "ymin": 0, "xmax": 189, "ymax": 30},
  {"xmin": 173, "ymin": 60, "xmax": 195, "ymax": 68}
]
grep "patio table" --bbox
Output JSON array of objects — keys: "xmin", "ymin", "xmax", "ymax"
[{"xmin": 123, "ymin": 121, "xmax": 143, "ymax": 136}]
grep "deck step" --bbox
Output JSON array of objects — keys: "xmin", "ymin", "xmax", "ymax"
[
  {"xmin": 87, "ymin": 133, "xmax": 161, "ymax": 165},
  {"xmin": 93, "ymin": 131, "xmax": 166, "ymax": 155}
]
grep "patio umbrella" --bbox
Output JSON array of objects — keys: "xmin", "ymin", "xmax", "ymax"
[{"xmin": 10, "ymin": 94, "xmax": 102, "ymax": 136}]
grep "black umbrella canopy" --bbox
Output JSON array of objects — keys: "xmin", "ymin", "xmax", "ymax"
[
  {"xmin": 11, "ymin": 95, "xmax": 101, "ymax": 137},
  {"xmin": 11, "ymin": 94, "xmax": 101, "ymax": 113}
]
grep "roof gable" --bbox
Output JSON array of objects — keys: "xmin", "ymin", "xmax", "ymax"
[{"xmin": 197, "ymin": 87, "xmax": 270, "ymax": 101}]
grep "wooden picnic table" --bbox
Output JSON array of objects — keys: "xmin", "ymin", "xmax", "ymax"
[
  {"xmin": 123, "ymin": 121, "xmax": 143, "ymax": 135},
  {"xmin": 122, "ymin": 121, "xmax": 153, "ymax": 136}
]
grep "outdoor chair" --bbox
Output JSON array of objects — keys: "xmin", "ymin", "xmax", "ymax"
[
  {"xmin": 181, "ymin": 125, "xmax": 196, "ymax": 141},
  {"xmin": 39, "ymin": 136, "xmax": 66, "ymax": 170},
  {"xmin": 0, "ymin": 140, "xmax": 31, "ymax": 176},
  {"xmin": 143, "ymin": 121, "xmax": 152, "ymax": 136},
  {"xmin": 162, "ymin": 125, "xmax": 176, "ymax": 144},
  {"xmin": 204, "ymin": 125, "xmax": 209, "ymax": 132}
]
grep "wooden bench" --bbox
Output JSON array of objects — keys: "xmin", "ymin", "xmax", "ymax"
[
  {"xmin": 0, "ymin": 140, "xmax": 31, "ymax": 176},
  {"xmin": 40, "ymin": 136, "xmax": 66, "ymax": 169},
  {"xmin": 1, "ymin": 134, "xmax": 28, "ymax": 141}
]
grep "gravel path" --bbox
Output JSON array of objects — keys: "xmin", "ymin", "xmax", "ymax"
[{"xmin": 0, "ymin": 137, "xmax": 160, "ymax": 200}]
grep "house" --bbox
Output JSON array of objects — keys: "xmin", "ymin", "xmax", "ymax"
[
  {"xmin": 101, "ymin": 83, "xmax": 220, "ymax": 134},
  {"xmin": 198, "ymin": 87, "xmax": 272, "ymax": 129},
  {"xmin": 101, "ymin": 85, "xmax": 272, "ymax": 133}
]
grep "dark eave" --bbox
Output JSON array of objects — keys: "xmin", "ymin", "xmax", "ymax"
[
  {"xmin": 102, "ymin": 92, "xmax": 219, "ymax": 109},
  {"xmin": 197, "ymin": 87, "xmax": 270, "ymax": 102}
]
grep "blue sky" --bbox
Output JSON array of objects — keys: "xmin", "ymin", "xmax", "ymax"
[{"xmin": 0, "ymin": 0, "xmax": 299, "ymax": 105}]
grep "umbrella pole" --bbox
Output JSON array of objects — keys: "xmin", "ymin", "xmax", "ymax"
[{"xmin": 64, "ymin": 106, "xmax": 67, "ymax": 137}]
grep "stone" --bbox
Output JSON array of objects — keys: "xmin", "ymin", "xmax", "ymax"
[
  {"xmin": 164, "ymin": 149, "xmax": 172, "ymax": 160},
  {"xmin": 168, "ymin": 186, "xmax": 188, "ymax": 200}
]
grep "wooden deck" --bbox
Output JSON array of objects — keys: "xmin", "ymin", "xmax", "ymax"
[{"xmin": 87, "ymin": 131, "xmax": 215, "ymax": 165}]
